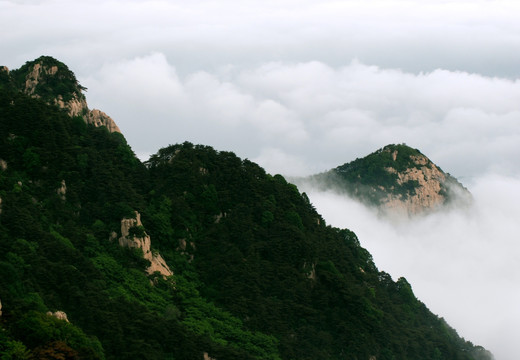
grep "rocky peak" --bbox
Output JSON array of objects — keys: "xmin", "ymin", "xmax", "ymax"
[
  {"xmin": 7, "ymin": 56, "xmax": 120, "ymax": 133},
  {"xmin": 119, "ymin": 211, "xmax": 173, "ymax": 277},
  {"xmin": 379, "ymin": 147, "xmax": 470, "ymax": 215},
  {"xmin": 306, "ymin": 144, "xmax": 471, "ymax": 216}
]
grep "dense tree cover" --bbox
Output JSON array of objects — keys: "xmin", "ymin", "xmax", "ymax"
[
  {"xmin": 0, "ymin": 59, "xmax": 492, "ymax": 359},
  {"xmin": 0, "ymin": 84, "xmax": 275, "ymax": 359},
  {"xmin": 144, "ymin": 143, "xmax": 490, "ymax": 360}
]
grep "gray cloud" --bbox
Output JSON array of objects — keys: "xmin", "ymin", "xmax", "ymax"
[{"xmin": 3, "ymin": 0, "xmax": 520, "ymax": 77}]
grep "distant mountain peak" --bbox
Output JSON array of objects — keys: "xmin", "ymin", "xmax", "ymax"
[
  {"xmin": 6, "ymin": 56, "xmax": 121, "ymax": 133},
  {"xmin": 306, "ymin": 143, "xmax": 471, "ymax": 215}
]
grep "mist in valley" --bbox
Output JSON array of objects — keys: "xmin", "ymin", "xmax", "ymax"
[{"xmin": 298, "ymin": 174, "xmax": 520, "ymax": 360}]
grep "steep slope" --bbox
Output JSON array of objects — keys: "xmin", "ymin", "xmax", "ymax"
[
  {"xmin": 304, "ymin": 144, "xmax": 471, "ymax": 215},
  {"xmin": 0, "ymin": 57, "xmax": 492, "ymax": 360}
]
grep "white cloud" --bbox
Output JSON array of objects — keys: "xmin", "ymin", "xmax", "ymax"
[
  {"xmin": 252, "ymin": 147, "xmax": 310, "ymax": 177},
  {"xmin": 299, "ymin": 174, "xmax": 520, "ymax": 360},
  {"xmin": 80, "ymin": 54, "xmax": 520, "ymax": 179}
]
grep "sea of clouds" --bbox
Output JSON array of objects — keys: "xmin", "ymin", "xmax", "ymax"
[
  {"xmin": 299, "ymin": 174, "xmax": 520, "ymax": 360},
  {"xmin": 81, "ymin": 53, "xmax": 520, "ymax": 182}
]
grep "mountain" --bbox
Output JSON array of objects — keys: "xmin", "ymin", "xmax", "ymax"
[
  {"xmin": 0, "ymin": 57, "xmax": 492, "ymax": 359},
  {"xmin": 302, "ymin": 144, "xmax": 472, "ymax": 216},
  {"xmin": 2, "ymin": 56, "xmax": 120, "ymax": 133}
]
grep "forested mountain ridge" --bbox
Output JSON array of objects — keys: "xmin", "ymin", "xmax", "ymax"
[
  {"xmin": 0, "ymin": 57, "xmax": 492, "ymax": 359},
  {"xmin": 302, "ymin": 144, "xmax": 471, "ymax": 216}
]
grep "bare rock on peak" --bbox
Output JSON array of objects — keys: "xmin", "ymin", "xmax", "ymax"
[
  {"xmin": 379, "ymin": 151, "xmax": 470, "ymax": 215},
  {"xmin": 7, "ymin": 56, "xmax": 121, "ymax": 133},
  {"xmin": 304, "ymin": 144, "xmax": 471, "ymax": 216}
]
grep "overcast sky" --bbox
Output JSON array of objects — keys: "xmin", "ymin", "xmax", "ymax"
[{"xmin": 2, "ymin": 1, "xmax": 520, "ymax": 359}]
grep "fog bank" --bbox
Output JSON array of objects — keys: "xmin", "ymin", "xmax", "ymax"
[{"xmin": 300, "ymin": 174, "xmax": 520, "ymax": 360}]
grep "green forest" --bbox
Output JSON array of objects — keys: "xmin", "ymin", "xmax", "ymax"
[{"xmin": 0, "ymin": 58, "xmax": 492, "ymax": 359}]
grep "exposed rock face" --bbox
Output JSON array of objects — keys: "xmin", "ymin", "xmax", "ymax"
[
  {"xmin": 52, "ymin": 93, "xmax": 88, "ymax": 118},
  {"xmin": 56, "ymin": 179, "xmax": 67, "ymax": 200},
  {"xmin": 378, "ymin": 151, "xmax": 472, "ymax": 215},
  {"xmin": 203, "ymin": 352, "xmax": 216, "ymax": 360},
  {"xmin": 47, "ymin": 310, "xmax": 69, "ymax": 322},
  {"xmin": 381, "ymin": 153, "xmax": 455, "ymax": 214},
  {"xmin": 86, "ymin": 109, "xmax": 121, "ymax": 133},
  {"xmin": 305, "ymin": 144, "xmax": 471, "ymax": 216},
  {"xmin": 23, "ymin": 62, "xmax": 59, "ymax": 97},
  {"xmin": 119, "ymin": 211, "xmax": 173, "ymax": 277},
  {"xmin": 10, "ymin": 56, "xmax": 121, "ymax": 133},
  {"xmin": 0, "ymin": 159, "xmax": 7, "ymax": 171}
]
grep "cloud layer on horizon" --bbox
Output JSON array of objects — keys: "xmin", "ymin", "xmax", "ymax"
[{"xmin": 81, "ymin": 53, "xmax": 520, "ymax": 179}]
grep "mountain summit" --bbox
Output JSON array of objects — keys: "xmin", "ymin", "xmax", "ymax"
[
  {"xmin": 304, "ymin": 144, "xmax": 471, "ymax": 215},
  {"xmin": 1, "ymin": 56, "xmax": 120, "ymax": 133}
]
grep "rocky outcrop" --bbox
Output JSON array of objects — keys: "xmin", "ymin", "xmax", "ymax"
[
  {"xmin": 203, "ymin": 352, "xmax": 216, "ymax": 360},
  {"xmin": 379, "ymin": 152, "xmax": 471, "ymax": 215},
  {"xmin": 11, "ymin": 57, "xmax": 121, "ymax": 133},
  {"xmin": 304, "ymin": 144, "xmax": 471, "ymax": 216},
  {"xmin": 52, "ymin": 93, "xmax": 88, "ymax": 118},
  {"xmin": 56, "ymin": 179, "xmax": 67, "ymax": 200},
  {"xmin": 23, "ymin": 62, "xmax": 56, "ymax": 96},
  {"xmin": 119, "ymin": 211, "xmax": 173, "ymax": 277},
  {"xmin": 47, "ymin": 310, "xmax": 69, "ymax": 322},
  {"xmin": 86, "ymin": 109, "xmax": 121, "ymax": 133}
]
